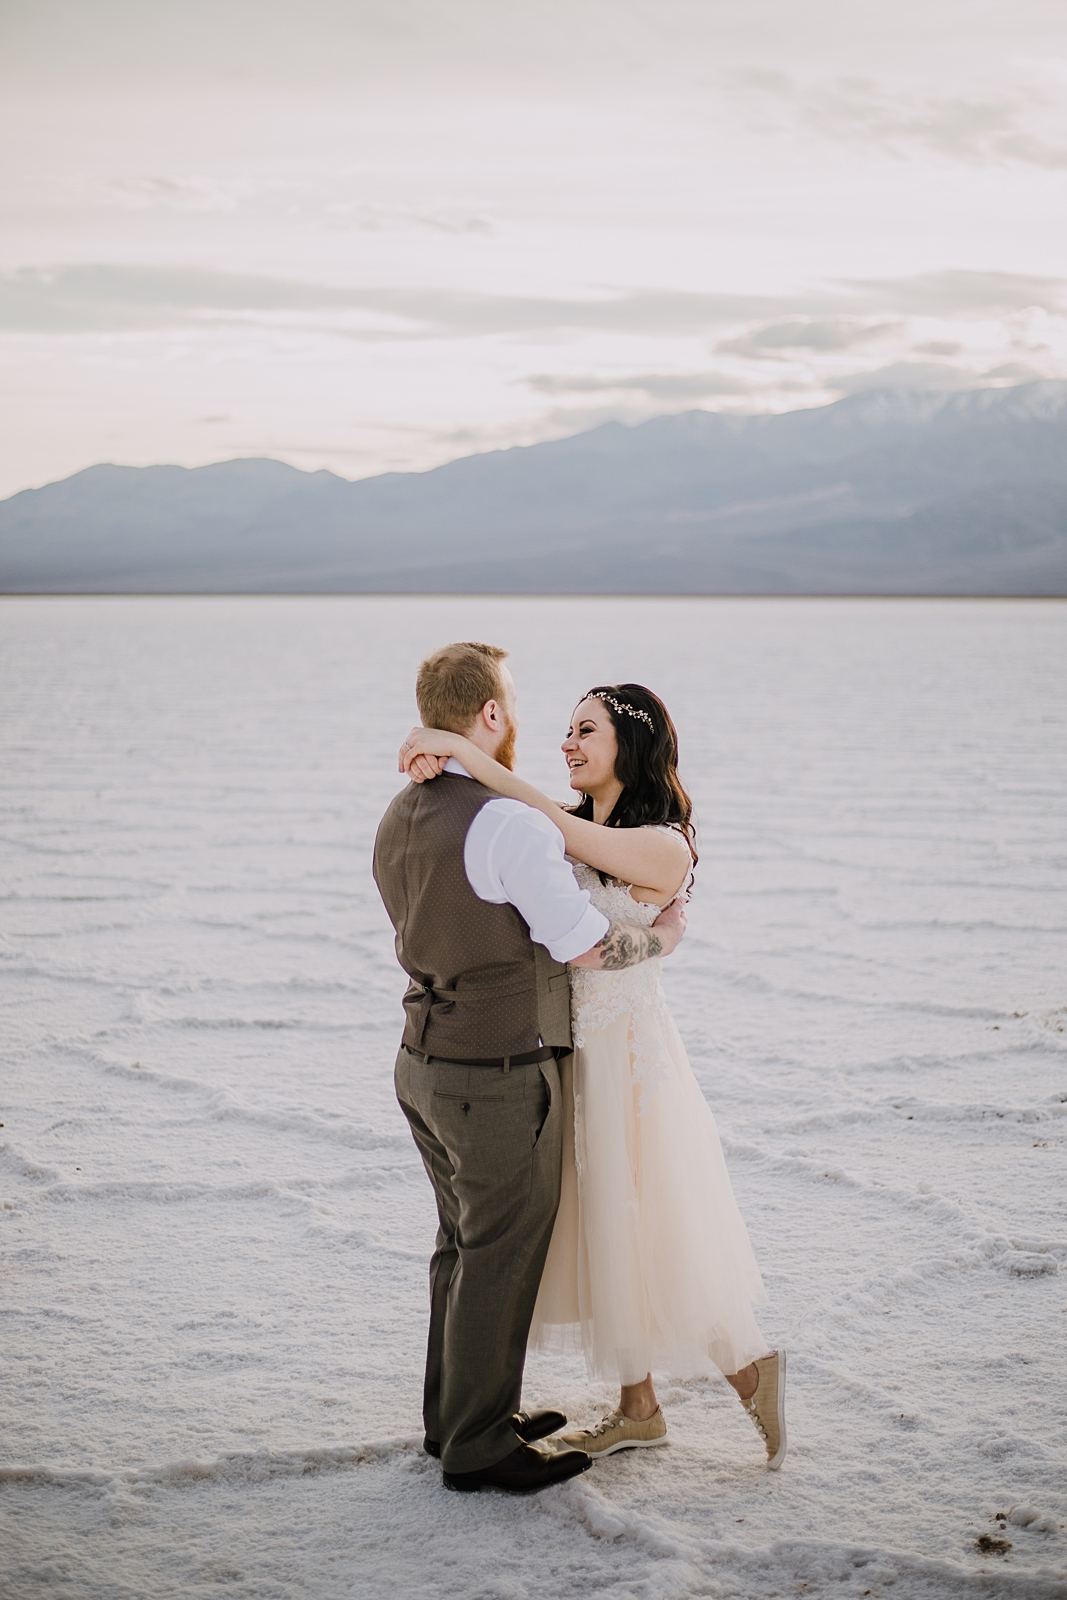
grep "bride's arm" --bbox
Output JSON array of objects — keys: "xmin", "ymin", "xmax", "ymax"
[{"xmin": 399, "ymin": 727, "xmax": 691, "ymax": 898}]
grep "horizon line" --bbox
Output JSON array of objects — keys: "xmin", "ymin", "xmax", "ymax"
[{"xmin": 2, "ymin": 591, "xmax": 1064, "ymax": 603}]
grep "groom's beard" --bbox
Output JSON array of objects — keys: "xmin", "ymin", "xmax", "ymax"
[{"xmin": 495, "ymin": 718, "xmax": 517, "ymax": 771}]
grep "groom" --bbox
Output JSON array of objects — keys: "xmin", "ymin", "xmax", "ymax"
[{"xmin": 373, "ymin": 641, "xmax": 686, "ymax": 1493}]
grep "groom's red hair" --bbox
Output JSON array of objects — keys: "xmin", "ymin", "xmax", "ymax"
[{"xmin": 416, "ymin": 641, "xmax": 509, "ymax": 734}]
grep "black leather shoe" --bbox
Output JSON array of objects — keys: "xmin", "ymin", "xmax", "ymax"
[
  {"xmin": 512, "ymin": 1407, "xmax": 568, "ymax": 1444},
  {"xmin": 443, "ymin": 1442, "xmax": 592, "ymax": 1494},
  {"xmin": 424, "ymin": 1407, "xmax": 568, "ymax": 1459}
]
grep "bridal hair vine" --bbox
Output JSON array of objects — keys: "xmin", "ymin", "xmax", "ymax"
[{"xmin": 587, "ymin": 692, "xmax": 655, "ymax": 731}]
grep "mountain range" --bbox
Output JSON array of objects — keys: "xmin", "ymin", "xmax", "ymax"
[{"xmin": 3, "ymin": 382, "xmax": 1066, "ymax": 594}]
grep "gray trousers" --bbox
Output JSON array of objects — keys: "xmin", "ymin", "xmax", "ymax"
[{"xmin": 394, "ymin": 1045, "xmax": 563, "ymax": 1474}]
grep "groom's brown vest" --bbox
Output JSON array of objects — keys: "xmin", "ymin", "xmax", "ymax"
[{"xmin": 373, "ymin": 772, "xmax": 572, "ymax": 1059}]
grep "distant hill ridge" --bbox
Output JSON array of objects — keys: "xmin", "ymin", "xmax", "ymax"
[{"xmin": 3, "ymin": 381, "xmax": 1066, "ymax": 594}]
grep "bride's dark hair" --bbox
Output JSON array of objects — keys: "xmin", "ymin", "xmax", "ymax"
[{"xmin": 570, "ymin": 683, "xmax": 697, "ymax": 873}]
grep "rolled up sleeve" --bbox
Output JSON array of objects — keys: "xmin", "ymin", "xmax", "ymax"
[{"xmin": 464, "ymin": 800, "xmax": 609, "ymax": 963}]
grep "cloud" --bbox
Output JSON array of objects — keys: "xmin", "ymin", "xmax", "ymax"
[
  {"xmin": 322, "ymin": 202, "xmax": 494, "ymax": 236},
  {"xmin": 736, "ymin": 69, "xmax": 1067, "ymax": 170},
  {"xmin": 734, "ymin": 66, "xmax": 794, "ymax": 95},
  {"xmin": 716, "ymin": 317, "xmax": 901, "ymax": 357},
  {"xmin": 831, "ymin": 357, "xmax": 1063, "ymax": 396},
  {"xmin": 89, "ymin": 176, "xmax": 237, "ymax": 212},
  {"xmin": 344, "ymin": 287, "xmax": 794, "ymax": 338},
  {"xmin": 806, "ymin": 79, "xmax": 1067, "ymax": 169},
  {"xmin": 981, "ymin": 361, "xmax": 1053, "ymax": 384},
  {"xmin": 840, "ymin": 270, "xmax": 1067, "ymax": 317},
  {"xmin": 524, "ymin": 372, "xmax": 751, "ymax": 399},
  {"xmin": 0, "ymin": 265, "xmax": 365, "ymax": 333},
  {"xmin": 0, "ymin": 265, "xmax": 798, "ymax": 337},
  {"xmin": 831, "ymin": 360, "xmax": 982, "ymax": 394},
  {"xmin": 5, "ymin": 264, "xmax": 1065, "ymax": 344},
  {"xmin": 2, "ymin": 0, "xmax": 698, "ymax": 96}
]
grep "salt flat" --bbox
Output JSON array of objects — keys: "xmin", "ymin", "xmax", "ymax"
[{"xmin": 1, "ymin": 595, "xmax": 1065, "ymax": 1600}]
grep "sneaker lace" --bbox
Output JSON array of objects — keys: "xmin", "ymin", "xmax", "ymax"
[{"xmin": 744, "ymin": 1397, "xmax": 768, "ymax": 1441}]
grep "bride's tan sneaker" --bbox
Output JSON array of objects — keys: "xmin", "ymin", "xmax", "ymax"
[
  {"xmin": 560, "ymin": 1406, "xmax": 668, "ymax": 1458},
  {"xmin": 741, "ymin": 1350, "xmax": 787, "ymax": 1469}
]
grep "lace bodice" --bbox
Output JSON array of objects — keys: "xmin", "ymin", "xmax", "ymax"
[{"xmin": 568, "ymin": 860, "xmax": 667, "ymax": 1047}]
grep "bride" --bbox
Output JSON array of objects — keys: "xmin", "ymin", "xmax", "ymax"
[{"xmin": 400, "ymin": 682, "xmax": 786, "ymax": 1468}]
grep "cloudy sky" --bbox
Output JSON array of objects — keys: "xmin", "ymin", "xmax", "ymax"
[{"xmin": 2, "ymin": 0, "xmax": 1066, "ymax": 497}]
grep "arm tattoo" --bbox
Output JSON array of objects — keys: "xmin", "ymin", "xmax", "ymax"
[{"xmin": 593, "ymin": 919, "xmax": 662, "ymax": 969}]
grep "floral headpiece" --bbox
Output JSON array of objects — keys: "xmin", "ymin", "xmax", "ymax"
[{"xmin": 585, "ymin": 691, "xmax": 655, "ymax": 731}]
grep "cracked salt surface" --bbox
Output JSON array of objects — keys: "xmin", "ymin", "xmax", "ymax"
[{"xmin": 1, "ymin": 595, "xmax": 1066, "ymax": 1600}]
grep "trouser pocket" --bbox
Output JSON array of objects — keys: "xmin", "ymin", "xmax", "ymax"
[{"xmin": 531, "ymin": 1060, "xmax": 556, "ymax": 1148}]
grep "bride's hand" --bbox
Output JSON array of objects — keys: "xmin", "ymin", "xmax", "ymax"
[{"xmin": 398, "ymin": 726, "xmax": 460, "ymax": 783}]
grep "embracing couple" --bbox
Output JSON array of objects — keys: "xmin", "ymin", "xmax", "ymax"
[{"xmin": 373, "ymin": 641, "xmax": 785, "ymax": 1494}]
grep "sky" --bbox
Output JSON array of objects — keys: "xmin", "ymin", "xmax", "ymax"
[{"xmin": 2, "ymin": 0, "xmax": 1066, "ymax": 498}]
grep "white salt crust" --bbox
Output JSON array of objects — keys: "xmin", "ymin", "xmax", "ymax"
[{"xmin": 1, "ymin": 595, "xmax": 1065, "ymax": 1599}]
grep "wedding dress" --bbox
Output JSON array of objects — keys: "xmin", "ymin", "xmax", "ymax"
[{"xmin": 529, "ymin": 847, "xmax": 769, "ymax": 1385}]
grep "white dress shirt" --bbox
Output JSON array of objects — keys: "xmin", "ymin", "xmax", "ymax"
[{"xmin": 444, "ymin": 758, "xmax": 609, "ymax": 963}]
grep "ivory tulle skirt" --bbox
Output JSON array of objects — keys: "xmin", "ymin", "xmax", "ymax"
[{"xmin": 529, "ymin": 1004, "xmax": 769, "ymax": 1386}]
